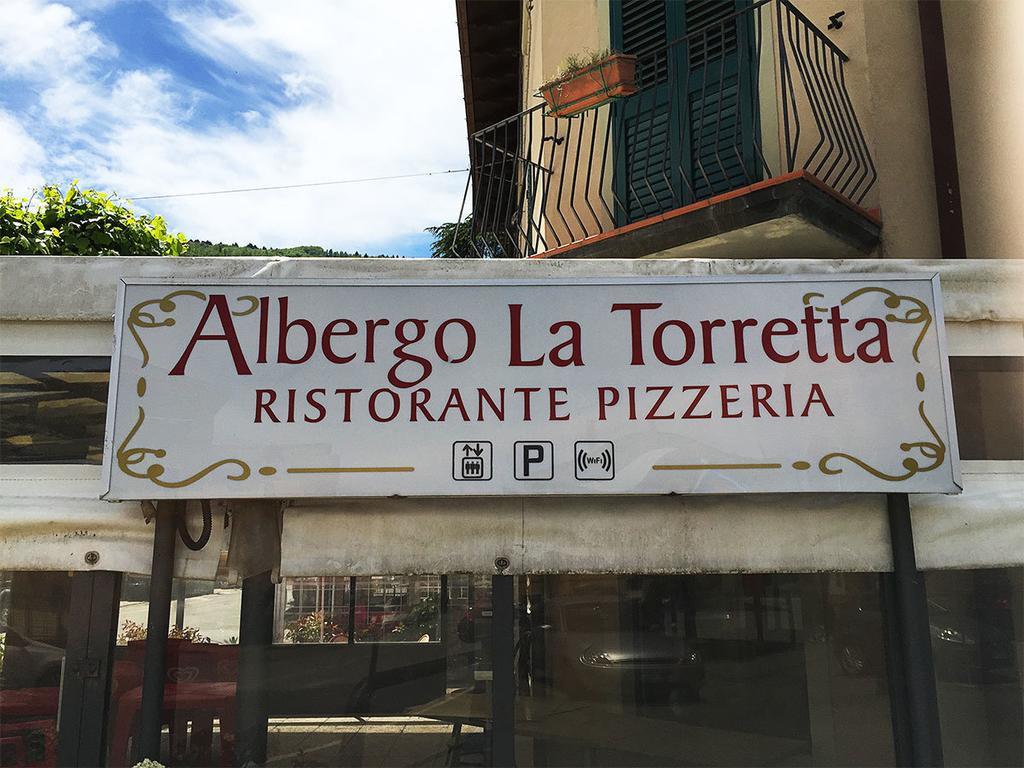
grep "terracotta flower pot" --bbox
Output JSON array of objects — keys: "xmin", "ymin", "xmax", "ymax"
[{"xmin": 541, "ymin": 53, "xmax": 638, "ymax": 118}]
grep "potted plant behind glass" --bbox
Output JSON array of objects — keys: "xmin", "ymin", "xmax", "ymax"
[{"xmin": 540, "ymin": 49, "xmax": 638, "ymax": 118}]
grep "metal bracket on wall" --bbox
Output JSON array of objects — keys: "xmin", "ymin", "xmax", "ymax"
[{"xmin": 68, "ymin": 658, "xmax": 101, "ymax": 680}]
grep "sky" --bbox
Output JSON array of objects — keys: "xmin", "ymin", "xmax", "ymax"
[{"xmin": 0, "ymin": 0, "xmax": 470, "ymax": 257}]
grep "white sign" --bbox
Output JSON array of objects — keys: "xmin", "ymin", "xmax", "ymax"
[{"xmin": 102, "ymin": 275, "xmax": 961, "ymax": 499}]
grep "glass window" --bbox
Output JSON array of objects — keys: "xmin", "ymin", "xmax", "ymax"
[
  {"xmin": 263, "ymin": 574, "xmax": 474, "ymax": 767},
  {"xmin": 0, "ymin": 570, "xmax": 72, "ymax": 768},
  {"xmin": 511, "ymin": 573, "xmax": 895, "ymax": 766},
  {"xmin": 927, "ymin": 567, "xmax": 1023, "ymax": 766},
  {"xmin": 107, "ymin": 574, "xmax": 242, "ymax": 767},
  {"xmin": 273, "ymin": 575, "xmax": 442, "ymax": 644},
  {"xmin": 353, "ymin": 575, "xmax": 441, "ymax": 643},
  {"xmin": 950, "ymin": 357, "xmax": 1024, "ymax": 460},
  {"xmin": 276, "ymin": 576, "xmax": 352, "ymax": 643},
  {"xmin": 106, "ymin": 570, "xmax": 467, "ymax": 766},
  {"xmin": 0, "ymin": 356, "xmax": 110, "ymax": 464}
]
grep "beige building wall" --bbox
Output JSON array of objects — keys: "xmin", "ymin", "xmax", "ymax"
[
  {"xmin": 517, "ymin": 0, "xmax": 952, "ymax": 262},
  {"xmin": 807, "ymin": 0, "xmax": 941, "ymax": 260},
  {"xmin": 523, "ymin": 0, "xmax": 610, "ymax": 106},
  {"xmin": 942, "ymin": 0, "xmax": 1024, "ymax": 260}
]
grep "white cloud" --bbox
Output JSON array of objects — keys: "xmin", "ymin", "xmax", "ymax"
[
  {"xmin": 280, "ymin": 72, "xmax": 321, "ymax": 101},
  {"xmin": 0, "ymin": 0, "xmax": 111, "ymax": 80},
  {"xmin": 0, "ymin": 0, "xmax": 470, "ymax": 253},
  {"xmin": 0, "ymin": 110, "xmax": 46, "ymax": 193}
]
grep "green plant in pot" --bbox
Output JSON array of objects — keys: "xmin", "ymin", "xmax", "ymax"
[{"xmin": 539, "ymin": 48, "xmax": 637, "ymax": 118}]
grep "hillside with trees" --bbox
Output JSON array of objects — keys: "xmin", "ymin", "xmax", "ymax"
[
  {"xmin": 185, "ymin": 241, "xmax": 398, "ymax": 258},
  {"xmin": 0, "ymin": 183, "xmax": 401, "ymax": 258}
]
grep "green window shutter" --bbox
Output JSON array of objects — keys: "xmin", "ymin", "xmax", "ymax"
[
  {"xmin": 611, "ymin": 0, "xmax": 760, "ymax": 223},
  {"xmin": 685, "ymin": 0, "xmax": 759, "ymax": 200},
  {"xmin": 614, "ymin": 0, "xmax": 682, "ymax": 223}
]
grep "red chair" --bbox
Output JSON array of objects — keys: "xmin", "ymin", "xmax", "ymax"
[{"xmin": 0, "ymin": 718, "xmax": 57, "ymax": 768}]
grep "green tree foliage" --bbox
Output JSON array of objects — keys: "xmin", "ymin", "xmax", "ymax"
[
  {"xmin": 425, "ymin": 215, "xmax": 511, "ymax": 258},
  {"xmin": 186, "ymin": 240, "xmax": 399, "ymax": 258},
  {"xmin": 0, "ymin": 183, "xmax": 187, "ymax": 256},
  {"xmin": 425, "ymin": 216, "xmax": 475, "ymax": 258}
]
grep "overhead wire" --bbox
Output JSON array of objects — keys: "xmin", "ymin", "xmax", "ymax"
[{"xmin": 127, "ymin": 168, "xmax": 470, "ymax": 201}]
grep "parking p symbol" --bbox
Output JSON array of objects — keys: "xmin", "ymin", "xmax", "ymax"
[{"xmin": 514, "ymin": 441, "xmax": 554, "ymax": 481}]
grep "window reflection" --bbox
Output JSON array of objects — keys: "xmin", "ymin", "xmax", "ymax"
[
  {"xmin": 106, "ymin": 572, "xmax": 468, "ymax": 767},
  {"xmin": 107, "ymin": 574, "xmax": 242, "ymax": 767},
  {"xmin": 353, "ymin": 575, "xmax": 441, "ymax": 643},
  {"xmin": 950, "ymin": 356, "xmax": 1024, "ymax": 460},
  {"xmin": 0, "ymin": 356, "xmax": 110, "ymax": 464},
  {"xmin": 0, "ymin": 571, "xmax": 71, "ymax": 768},
  {"xmin": 512, "ymin": 574, "xmax": 895, "ymax": 767},
  {"xmin": 927, "ymin": 567, "xmax": 1023, "ymax": 766}
]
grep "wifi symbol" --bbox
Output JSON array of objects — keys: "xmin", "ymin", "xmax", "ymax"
[{"xmin": 574, "ymin": 441, "xmax": 615, "ymax": 480}]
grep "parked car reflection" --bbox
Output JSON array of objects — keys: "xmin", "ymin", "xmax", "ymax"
[
  {"xmin": 526, "ymin": 597, "xmax": 705, "ymax": 710},
  {"xmin": 829, "ymin": 596, "xmax": 1016, "ymax": 683},
  {"xmin": 0, "ymin": 626, "xmax": 63, "ymax": 689}
]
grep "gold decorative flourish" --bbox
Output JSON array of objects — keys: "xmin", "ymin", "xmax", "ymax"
[
  {"xmin": 118, "ymin": 289, "xmax": 260, "ymax": 490},
  {"xmin": 117, "ymin": 406, "xmax": 251, "ymax": 488},
  {"xmin": 127, "ymin": 290, "xmax": 205, "ymax": 368},
  {"xmin": 818, "ymin": 401, "xmax": 945, "ymax": 481},
  {"xmin": 804, "ymin": 286, "xmax": 932, "ymax": 364},
  {"xmin": 652, "ymin": 463, "xmax": 781, "ymax": 471},
  {"xmin": 126, "ymin": 291, "xmax": 260, "ymax": 368},
  {"xmin": 801, "ymin": 285, "xmax": 943, "ymax": 482},
  {"xmin": 286, "ymin": 466, "xmax": 416, "ymax": 474}
]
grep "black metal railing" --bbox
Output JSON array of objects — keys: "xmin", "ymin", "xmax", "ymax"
[{"xmin": 453, "ymin": 0, "xmax": 876, "ymax": 258}]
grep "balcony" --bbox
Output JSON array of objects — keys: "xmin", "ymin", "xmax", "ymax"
[{"xmin": 454, "ymin": 0, "xmax": 879, "ymax": 259}]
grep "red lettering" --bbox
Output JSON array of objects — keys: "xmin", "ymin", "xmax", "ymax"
[
  {"xmin": 801, "ymin": 306, "xmax": 828, "ymax": 363},
  {"xmin": 368, "ymin": 388, "xmax": 399, "ymax": 422},
  {"xmin": 254, "ymin": 389, "xmax": 278, "ymax": 423},
  {"xmin": 720, "ymin": 384, "xmax": 742, "ymax": 418},
  {"xmin": 855, "ymin": 318, "xmax": 893, "ymax": 363},
  {"xmin": 514, "ymin": 387, "xmax": 541, "ymax": 420},
  {"xmin": 645, "ymin": 386, "xmax": 674, "ymax": 420},
  {"xmin": 439, "ymin": 389, "xmax": 470, "ymax": 421},
  {"xmin": 700, "ymin": 319, "xmax": 726, "ymax": 363},
  {"xmin": 653, "ymin": 320, "xmax": 695, "ymax": 366},
  {"xmin": 509, "ymin": 304, "xmax": 543, "ymax": 366},
  {"xmin": 364, "ymin": 318, "xmax": 389, "ymax": 362},
  {"xmin": 276, "ymin": 297, "xmax": 316, "ymax": 365},
  {"xmin": 751, "ymin": 384, "xmax": 779, "ymax": 417},
  {"xmin": 169, "ymin": 294, "xmax": 251, "ymax": 376},
  {"xmin": 732, "ymin": 318, "xmax": 757, "ymax": 363},
  {"xmin": 435, "ymin": 318, "xmax": 476, "ymax": 363},
  {"xmin": 304, "ymin": 388, "xmax": 327, "ymax": 423},
  {"xmin": 611, "ymin": 303, "xmax": 662, "ymax": 365},
  {"xmin": 333, "ymin": 388, "xmax": 361, "ymax": 422},
  {"xmin": 680, "ymin": 385, "xmax": 712, "ymax": 419},
  {"xmin": 762, "ymin": 318, "xmax": 799, "ymax": 363},
  {"xmin": 257, "ymin": 296, "xmax": 270, "ymax": 364},
  {"xmin": 549, "ymin": 387, "xmax": 570, "ymax": 421},
  {"xmin": 410, "ymin": 389, "xmax": 435, "ymax": 422},
  {"xmin": 322, "ymin": 318, "xmax": 357, "ymax": 364},
  {"xmin": 801, "ymin": 383, "xmax": 835, "ymax": 417},
  {"xmin": 598, "ymin": 386, "xmax": 619, "ymax": 420},
  {"xmin": 477, "ymin": 388, "xmax": 505, "ymax": 421},
  {"xmin": 548, "ymin": 321, "xmax": 583, "ymax": 367},
  {"xmin": 828, "ymin": 306, "xmax": 855, "ymax": 363},
  {"xmin": 389, "ymin": 318, "xmax": 431, "ymax": 388}
]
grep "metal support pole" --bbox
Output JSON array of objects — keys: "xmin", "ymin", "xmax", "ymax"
[
  {"xmin": 56, "ymin": 571, "xmax": 122, "ymax": 767},
  {"xmin": 887, "ymin": 492, "xmax": 944, "ymax": 766},
  {"xmin": 881, "ymin": 571, "xmax": 913, "ymax": 767},
  {"xmin": 235, "ymin": 570, "xmax": 275, "ymax": 766},
  {"xmin": 491, "ymin": 575, "xmax": 515, "ymax": 767},
  {"xmin": 138, "ymin": 501, "xmax": 178, "ymax": 761}
]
